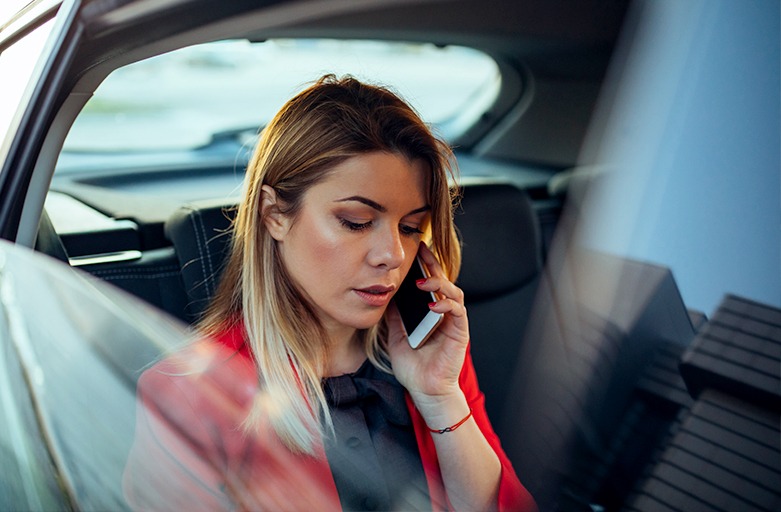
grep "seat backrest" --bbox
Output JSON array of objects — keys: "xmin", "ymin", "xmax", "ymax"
[{"xmin": 164, "ymin": 183, "xmax": 544, "ymax": 432}]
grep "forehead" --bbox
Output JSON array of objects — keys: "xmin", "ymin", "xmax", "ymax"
[{"xmin": 313, "ymin": 152, "xmax": 429, "ymax": 205}]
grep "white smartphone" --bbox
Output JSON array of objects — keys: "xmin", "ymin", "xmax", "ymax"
[{"xmin": 394, "ymin": 256, "xmax": 444, "ymax": 349}]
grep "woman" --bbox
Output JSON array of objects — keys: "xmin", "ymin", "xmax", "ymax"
[{"xmin": 123, "ymin": 75, "xmax": 535, "ymax": 511}]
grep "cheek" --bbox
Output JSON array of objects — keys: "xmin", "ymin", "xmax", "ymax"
[
  {"xmin": 289, "ymin": 214, "xmax": 354, "ymax": 271},
  {"xmin": 307, "ymin": 217, "xmax": 344, "ymax": 254}
]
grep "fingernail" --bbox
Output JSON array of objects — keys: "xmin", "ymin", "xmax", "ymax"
[
  {"xmin": 428, "ymin": 302, "xmax": 437, "ymax": 309},
  {"xmin": 416, "ymin": 278, "xmax": 427, "ymax": 286}
]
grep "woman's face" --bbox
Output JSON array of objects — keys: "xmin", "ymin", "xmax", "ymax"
[{"xmin": 267, "ymin": 151, "xmax": 429, "ymax": 342}]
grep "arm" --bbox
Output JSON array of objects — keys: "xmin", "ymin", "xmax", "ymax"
[
  {"xmin": 411, "ymin": 373, "xmax": 502, "ymax": 511},
  {"xmin": 416, "ymin": 386, "xmax": 502, "ymax": 510}
]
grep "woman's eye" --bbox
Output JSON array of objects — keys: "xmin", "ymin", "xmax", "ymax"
[
  {"xmin": 340, "ymin": 218, "xmax": 372, "ymax": 231},
  {"xmin": 400, "ymin": 224, "xmax": 424, "ymax": 236}
]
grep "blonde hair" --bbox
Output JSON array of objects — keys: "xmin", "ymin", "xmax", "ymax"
[{"xmin": 199, "ymin": 75, "xmax": 461, "ymax": 454}]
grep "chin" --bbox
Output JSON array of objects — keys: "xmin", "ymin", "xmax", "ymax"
[{"xmin": 344, "ymin": 312, "xmax": 386, "ymax": 331}]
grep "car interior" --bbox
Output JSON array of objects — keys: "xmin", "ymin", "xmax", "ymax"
[{"xmin": 7, "ymin": 0, "xmax": 778, "ymax": 510}]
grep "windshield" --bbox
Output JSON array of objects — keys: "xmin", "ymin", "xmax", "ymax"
[{"xmin": 63, "ymin": 39, "xmax": 499, "ymax": 152}]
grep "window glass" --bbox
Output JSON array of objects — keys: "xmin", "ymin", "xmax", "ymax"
[
  {"xmin": 0, "ymin": 270, "xmax": 68, "ymax": 509},
  {"xmin": 62, "ymin": 39, "xmax": 500, "ymax": 152},
  {"xmin": 0, "ymin": 239, "xmax": 187, "ymax": 510},
  {"xmin": 0, "ymin": 19, "xmax": 55, "ymax": 154}
]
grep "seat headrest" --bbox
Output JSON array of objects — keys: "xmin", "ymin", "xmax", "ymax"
[
  {"xmin": 164, "ymin": 201, "xmax": 236, "ymax": 321},
  {"xmin": 455, "ymin": 182, "xmax": 541, "ymax": 300}
]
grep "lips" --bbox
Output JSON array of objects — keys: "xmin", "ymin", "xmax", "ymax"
[{"xmin": 354, "ymin": 285, "xmax": 395, "ymax": 307}]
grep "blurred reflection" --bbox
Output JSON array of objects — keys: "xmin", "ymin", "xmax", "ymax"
[
  {"xmin": 122, "ymin": 332, "xmax": 344, "ymax": 510},
  {"xmin": 576, "ymin": 0, "xmax": 780, "ymax": 314},
  {"xmin": 499, "ymin": 0, "xmax": 779, "ymax": 509},
  {"xmin": 0, "ymin": 241, "xmax": 184, "ymax": 510}
]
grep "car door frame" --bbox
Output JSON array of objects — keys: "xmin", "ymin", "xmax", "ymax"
[{"xmin": 0, "ymin": 0, "xmax": 82, "ymax": 244}]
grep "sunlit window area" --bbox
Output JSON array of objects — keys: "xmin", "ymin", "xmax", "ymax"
[{"xmin": 63, "ymin": 39, "xmax": 499, "ymax": 152}]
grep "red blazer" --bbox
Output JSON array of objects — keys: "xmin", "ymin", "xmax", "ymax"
[{"xmin": 123, "ymin": 323, "xmax": 536, "ymax": 511}]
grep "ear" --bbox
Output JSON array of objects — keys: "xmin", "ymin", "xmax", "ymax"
[{"xmin": 261, "ymin": 185, "xmax": 291, "ymax": 241}]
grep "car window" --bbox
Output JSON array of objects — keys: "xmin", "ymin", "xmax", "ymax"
[{"xmin": 62, "ymin": 39, "xmax": 499, "ymax": 153}]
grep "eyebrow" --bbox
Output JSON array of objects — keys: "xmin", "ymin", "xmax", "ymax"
[{"xmin": 335, "ymin": 196, "xmax": 430, "ymax": 216}]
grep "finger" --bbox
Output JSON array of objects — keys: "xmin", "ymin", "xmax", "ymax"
[
  {"xmin": 428, "ymin": 297, "xmax": 468, "ymax": 318},
  {"xmin": 417, "ymin": 242, "xmax": 445, "ymax": 278},
  {"xmin": 428, "ymin": 299, "xmax": 470, "ymax": 344},
  {"xmin": 417, "ymin": 275, "xmax": 465, "ymax": 304}
]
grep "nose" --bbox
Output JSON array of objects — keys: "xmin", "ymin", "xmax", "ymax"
[{"xmin": 368, "ymin": 225, "xmax": 405, "ymax": 270}]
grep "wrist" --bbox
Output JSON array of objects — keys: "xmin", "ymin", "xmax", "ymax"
[{"xmin": 427, "ymin": 408, "xmax": 473, "ymax": 434}]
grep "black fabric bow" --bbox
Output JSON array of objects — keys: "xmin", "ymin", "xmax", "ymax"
[{"xmin": 323, "ymin": 361, "xmax": 411, "ymax": 426}]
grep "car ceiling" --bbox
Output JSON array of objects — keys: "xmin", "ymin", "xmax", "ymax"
[
  {"xmin": 73, "ymin": 0, "xmax": 629, "ymax": 83},
  {"xmin": 250, "ymin": 0, "xmax": 629, "ymax": 79}
]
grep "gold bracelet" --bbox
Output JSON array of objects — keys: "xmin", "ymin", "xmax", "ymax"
[{"xmin": 427, "ymin": 408, "xmax": 473, "ymax": 434}]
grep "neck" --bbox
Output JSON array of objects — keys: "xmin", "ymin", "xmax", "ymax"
[{"xmin": 323, "ymin": 328, "xmax": 365, "ymax": 377}]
